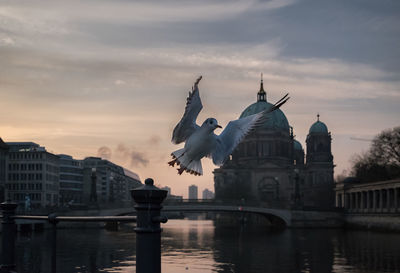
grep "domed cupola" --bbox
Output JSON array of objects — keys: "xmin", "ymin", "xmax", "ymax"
[
  {"xmin": 293, "ymin": 139, "xmax": 303, "ymax": 151},
  {"xmin": 239, "ymin": 74, "xmax": 290, "ymax": 133},
  {"xmin": 306, "ymin": 114, "xmax": 333, "ymax": 163},
  {"xmin": 309, "ymin": 114, "xmax": 328, "ymax": 134},
  {"xmin": 293, "ymin": 139, "xmax": 304, "ymax": 165}
]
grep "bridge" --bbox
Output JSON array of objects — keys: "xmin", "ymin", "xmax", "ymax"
[
  {"xmin": 9, "ymin": 199, "xmax": 344, "ymax": 230},
  {"xmin": 82, "ymin": 200, "xmax": 343, "ymax": 229}
]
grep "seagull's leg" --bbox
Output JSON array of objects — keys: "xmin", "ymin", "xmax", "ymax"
[
  {"xmin": 168, "ymin": 158, "xmax": 178, "ymax": 167},
  {"xmin": 177, "ymin": 166, "xmax": 186, "ymax": 175}
]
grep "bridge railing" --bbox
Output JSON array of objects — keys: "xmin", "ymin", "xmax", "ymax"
[
  {"xmin": 0, "ymin": 178, "xmax": 168, "ymax": 273},
  {"xmin": 163, "ymin": 198, "xmax": 288, "ymax": 209}
]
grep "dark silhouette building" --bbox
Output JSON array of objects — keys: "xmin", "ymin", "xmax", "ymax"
[
  {"xmin": 0, "ymin": 138, "xmax": 8, "ymax": 202},
  {"xmin": 214, "ymin": 78, "xmax": 334, "ymax": 209}
]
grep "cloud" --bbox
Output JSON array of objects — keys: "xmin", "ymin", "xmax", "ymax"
[
  {"xmin": 147, "ymin": 135, "xmax": 161, "ymax": 146},
  {"xmin": 94, "ymin": 144, "xmax": 150, "ymax": 168},
  {"xmin": 115, "ymin": 144, "xmax": 149, "ymax": 168},
  {"xmin": 97, "ymin": 146, "xmax": 112, "ymax": 160},
  {"xmin": 114, "ymin": 79, "xmax": 126, "ymax": 86},
  {"xmin": 130, "ymin": 151, "xmax": 150, "ymax": 167}
]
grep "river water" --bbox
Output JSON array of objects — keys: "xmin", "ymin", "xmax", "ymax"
[{"xmin": 8, "ymin": 219, "xmax": 400, "ymax": 273}]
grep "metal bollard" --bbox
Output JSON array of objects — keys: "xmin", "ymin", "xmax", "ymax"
[
  {"xmin": 131, "ymin": 178, "xmax": 168, "ymax": 273},
  {"xmin": 0, "ymin": 201, "xmax": 18, "ymax": 271},
  {"xmin": 48, "ymin": 213, "xmax": 59, "ymax": 273}
]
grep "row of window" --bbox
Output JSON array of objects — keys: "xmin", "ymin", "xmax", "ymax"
[
  {"xmin": 9, "ymin": 152, "xmax": 44, "ymax": 160},
  {"xmin": 60, "ymin": 160, "xmax": 82, "ymax": 167},
  {"xmin": 13, "ymin": 193, "xmax": 42, "ymax": 201},
  {"xmin": 8, "ymin": 163, "xmax": 44, "ymax": 171},
  {"xmin": 235, "ymin": 141, "xmax": 291, "ymax": 158},
  {"xmin": 45, "ymin": 183, "xmax": 58, "ymax": 191},
  {"xmin": 60, "ymin": 182, "xmax": 83, "ymax": 189},
  {"xmin": 8, "ymin": 173, "xmax": 43, "ymax": 181},
  {"xmin": 60, "ymin": 166, "xmax": 83, "ymax": 174},
  {"xmin": 46, "ymin": 164, "xmax": 59, "ymax": 173},
  {"xmin": 6, "ymin": 183, "xmax": 42, "ymax": 191},
  {"xmin": 60, "ymin": 174, "xmax": 83, "ymax": 182},
  {"xmin": 46, "ymin": 174, "xmax": 58, "ymax": 182}
]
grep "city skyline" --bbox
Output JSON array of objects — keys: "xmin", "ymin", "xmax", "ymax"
[{"xmin": 1, "ymin": 0, "xmax": 399, "ymax": 197}]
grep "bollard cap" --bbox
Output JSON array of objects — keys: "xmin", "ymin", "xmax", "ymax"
[
  {"xmin": 131, "ymin": 177, "xmax": 167, "ymax": 204},
  {"xmin": 145, "ymin": 178, "xmax": 154, "ymax": 186}
]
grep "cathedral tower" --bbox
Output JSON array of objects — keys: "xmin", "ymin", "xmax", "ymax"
[{"xmin": 304, "ymin": 114, "xmax": 335, "ymax": 208}]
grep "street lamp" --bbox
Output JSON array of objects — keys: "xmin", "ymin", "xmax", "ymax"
[
  {"xmin": 293, "ymin": 168, "xmax": 302, "ymax": 209},
  {"xmin": 90, "ymin": 168, "xmax": 97, "ymax": 203}
]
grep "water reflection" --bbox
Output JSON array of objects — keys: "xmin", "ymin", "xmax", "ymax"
[{"xmin": 1, "ymin": 220, "xmax": 399, "ymax": 272}]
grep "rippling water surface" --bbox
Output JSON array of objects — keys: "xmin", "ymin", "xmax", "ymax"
[{"xmin": 6, "ymin": 219, "xmax": 400, "ymax": 272}]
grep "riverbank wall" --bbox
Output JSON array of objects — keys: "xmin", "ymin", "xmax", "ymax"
[{"xmin": 344, "ymin": 214, "xmax": 400, "ymax": 232}]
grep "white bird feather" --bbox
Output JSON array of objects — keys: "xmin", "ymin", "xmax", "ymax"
[{"xmin": 169, "ymin": 76, "xmax": 289, "ymax": 176}]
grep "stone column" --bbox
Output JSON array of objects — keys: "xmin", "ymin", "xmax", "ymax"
[
  {"xmin": 395, "ymin": 188, "xmax": 398, "ymax": 213},
  {"xmin": 355, "ymin": 192, "xmax": 359, "ymax": 212},
  {"xmin": 348, "ymin": 192, "xmax": 353, "ymax": 211},
  {"xmin": 360, "ymin": 192, "xmax": 364, "ymax": 211},
  {"xmin": 344, "ymin": 193, "xmax": 349, "ymax": 209},
  {"xmin": 335, "ymin": 193, "xmax": 339, "ymax": 208},
  {"xmin": 379, "ymin": 190, "xmax": 383, "ymax": 212},
  {"xmin": 366, "ymin": 191, "xmax": 370, "ymax": 212},
  {"xmin": 372, "ymin": 190, "xmax": 377, "ymax": 212}
]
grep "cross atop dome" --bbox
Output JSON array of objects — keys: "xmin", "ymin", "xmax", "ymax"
[{"xmin": 257, "ymin": 73, "xmax": 266, "ymax": 102}]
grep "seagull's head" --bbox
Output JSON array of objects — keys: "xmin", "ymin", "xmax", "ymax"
[{"xmin": 202, "ymin": 118, "xmax": 222, "ymax": 132}]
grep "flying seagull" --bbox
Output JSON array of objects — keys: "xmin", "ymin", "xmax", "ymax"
[{"xmin": 169, "ymin": 76, "xmax": 289, "ymax": 176}]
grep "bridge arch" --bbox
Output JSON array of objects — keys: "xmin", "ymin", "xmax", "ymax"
[{"xmin": 114, "ymin": 205, "xmax": 291, "ymax": 228}]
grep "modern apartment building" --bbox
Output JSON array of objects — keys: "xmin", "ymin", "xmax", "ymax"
[
  {"xmin": 83, "ymin": 157, "xmax": 141, "ymax": 206},
  {"xmin": 58, "ymin": 154, "xmax": 84, "ymax": 206},
  {"xmin": 0, "ymin": 138, "xmax": 8, "ymax": 202},
  {"xmin": 202, "ymin": 188, "xmax": 215, "ymax": 200},
  {"xmin": 6, "ymin": 142, "xmax": 59, "ymax": 208},
  {"xmin": 188, "ymin": 185, "xmax": 198, "ymax": 200}
]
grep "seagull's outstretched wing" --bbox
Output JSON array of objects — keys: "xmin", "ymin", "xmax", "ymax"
[
  {"xmin": 212, "ymin": 93, "xmax": 289, "ymax": 165},
  {"xmin": 172, "ymin": 76, "xmax": 203, "ymax": 144}
]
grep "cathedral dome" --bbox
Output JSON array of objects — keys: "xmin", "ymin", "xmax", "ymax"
[
  {"xmin": 240, "ymin": 101, "xmax": 290, "ymax": 131},
  {"xmin": 309, "ymin": 114, "xmax": 328, "ymax": 134},
  {"xmin": 239, "ymin": 76, "xmax": 290, "ymax": 132},
  {"xmin": 293, "ymin": 139, "xmax": 303, "ymax": 151}
]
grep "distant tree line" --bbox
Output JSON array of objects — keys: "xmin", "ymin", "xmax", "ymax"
[{"xmin": 351, "ymin": 126, "xmax": 400, "ymax": 182}]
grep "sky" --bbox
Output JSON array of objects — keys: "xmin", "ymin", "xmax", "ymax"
[{"xmin": 0, "ymin": 0, "xmax": 399, "ymax": 197}]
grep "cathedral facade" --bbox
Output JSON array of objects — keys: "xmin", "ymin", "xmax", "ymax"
[{"xmin": 213, "ymin": 79, "xmax": 335, "ymax": 209}]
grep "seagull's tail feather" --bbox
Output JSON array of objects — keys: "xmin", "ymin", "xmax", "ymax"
[
  {"xmin": 171, "ymin": 148, "xmax": 185, "ymax": 161},
  {"xmin": 169, "ymin": 148, "xmax": 203, "ymax": 176}
]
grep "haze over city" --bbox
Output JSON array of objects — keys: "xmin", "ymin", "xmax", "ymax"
[{"xmin": 1, "ymin": 0, "xmax": 399, "ymax": 197}]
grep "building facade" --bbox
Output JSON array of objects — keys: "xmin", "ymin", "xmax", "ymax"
[
  {"xmin": 58, "ymin": 154, "xmax": 84, "ymax": 206},
  {"xmin": 83, "ymin": 157, "xmax": 141, "ymax": 206},
  {"xmin": 5, "ymin": 142, "xmax": 59, "ymax": 208},
  {"xmin": 214, "ymin": 79, "xmax": 335, "ymax": 209},
  {"xmin": 202, "ymin": 188, "xmax": 215, "ymax": 199},
  {"xmin": 0, "ymin": 138, "xmax": 8, "ymax": 202},
  {"xmin": 188, "ymin": 185, "xmax": 198, "ymax": 200},
  {"xmin": 335, "ymin": 178, "xmax": 400, "ymax": 213}
]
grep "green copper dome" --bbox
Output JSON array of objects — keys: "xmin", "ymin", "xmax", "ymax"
[
  {"xmin": 309, "ymin": 120, "xmax": 328, "ymax": 134},
  {"xmin": 239, "ymin": 77, "xmax": 290, "ymax": 132},
  {"xmin": 293, "ymin": 139, "xmax": 303, "ymax": 151},
  {"xmin": 240, "ymin": 101, "xmax": 290, "ymax": 132}
]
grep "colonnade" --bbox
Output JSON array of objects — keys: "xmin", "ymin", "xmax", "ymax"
[{"xmin": 336, "ymin": 187, "xmax": 400, "ymax": 213}]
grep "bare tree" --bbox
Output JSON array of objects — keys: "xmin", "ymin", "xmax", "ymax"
[
  {"xmin": 351, "ymin": 126, "xmax": 400, "ymax": 182},
  {"xmin": 370, "ymin": 126, "xmax": 400, "ymax": 166}
]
